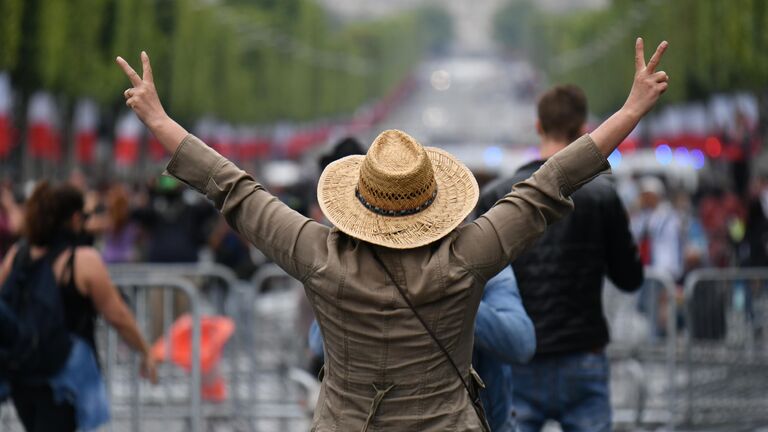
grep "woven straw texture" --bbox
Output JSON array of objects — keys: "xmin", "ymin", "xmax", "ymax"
[{"xmin": 318, "ymin": 129, "xmax": 479, "ymax": 249}]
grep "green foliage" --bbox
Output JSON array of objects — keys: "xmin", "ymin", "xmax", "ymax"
[
  {"xmin": 0, "ymin": 0, "xmax": 447, "ymax": 123},
  {"xmin": 493, "ymin": 0, "xmax": 768, "ymax": 115},
  {"xmin": 0, "ymin": 0, "xmax": 24, "ymax": 70},
  {"xmin": 415, "ymin": 5, "xmax": 454, "ymax": 55},
  {"xmin": 492, "ymin": 0, "xmax": 535, "ymax": 54},
  {"xmin": 36, "ymin": 0, "xmax": 69, "ymax": 89}
]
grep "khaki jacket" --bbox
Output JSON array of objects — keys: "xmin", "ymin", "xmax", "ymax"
[{"xmin": 166, "ymin": 134, "xmax": 609, "ymax": 431}]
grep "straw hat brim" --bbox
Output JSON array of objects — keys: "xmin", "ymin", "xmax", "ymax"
[{"xmin": 317, "ymin": 147, "xmax": 479, "ymax": 249}]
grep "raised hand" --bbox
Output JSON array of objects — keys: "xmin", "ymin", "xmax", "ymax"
[
  {"xmin": 623, "ymin": 38, "xmax": 669, "ymax": 118},
  {"xmin": 589, "ymin": 38, "xmax": 670, "ymax": 157},
  {"xmin": 116, "ymin": 52, "xmax": 168, "ymax": 128},
  {"xmin": 115, "ymin": 52, "xmax": 187, "ymax": 153}
]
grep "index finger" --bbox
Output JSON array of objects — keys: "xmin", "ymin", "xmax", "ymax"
[
  {"xmin": 116, "ymin": 56, "xmax": 142, "ymax": 86},
  {"xmin": 646, "ymin": 40, "xmax": 669, "ymax": 73},
  {"xmin": 634, "ymin": 37, "xmax": 645, "ymax": 72},
  {"xmin": 141, "ymin": 51, "xmax": 154, "ymax": 83}
]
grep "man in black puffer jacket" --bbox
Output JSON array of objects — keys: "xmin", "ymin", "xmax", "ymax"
[{"xmin": 476, "ymin": 85, "xmax": 643, "ymax": 432}]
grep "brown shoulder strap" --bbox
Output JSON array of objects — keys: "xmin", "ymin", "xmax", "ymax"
[{"xmin": 371, "ymin": 250, "xmax": 491, "ymax": 432}]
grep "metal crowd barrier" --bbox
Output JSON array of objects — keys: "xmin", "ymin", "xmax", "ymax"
[
  {"xmin": 108, "ymin": 262, "xmax": 308, "ymax": 431},
  {"xmin": 0, "ymin": 274, "xmax": 203, "ymax": 432},
  {"xmin": 605, "ymin": 268, "xmax": 678, "ymax": 430},
  {"xmin": 1, "ymin": 262, "xmax": 312, "ymax": 432},
  {"xmin": 247, "ymin": 264, "xmax": 316, "ymax": 431},
  {"xmin": 682, "ymin": 267, "xmax": 768, "ymax": 427},
  {"xmin": 18, "ymin": 263, "xmax": 768, "ymax": 431},
  {"xmin": 108, "ymin": 263, "xmax": 253, "ymax": 430},
  {"xmin": 105, "ymin": 274, "xmax": 202, "ymax": 432}
]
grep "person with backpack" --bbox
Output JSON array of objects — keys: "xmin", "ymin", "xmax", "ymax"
[
  {"xmin": 116, "ymin": 38, "xmax": 669, "ymax": 431},
  {"xmin": 0, "ymin": 182, "xmax": 157, "ymax": 432}
]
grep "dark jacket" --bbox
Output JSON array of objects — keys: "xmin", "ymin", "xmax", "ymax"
[{"xmin": 477, "ymin": 159, "xmax": 643, "ymax": 357}]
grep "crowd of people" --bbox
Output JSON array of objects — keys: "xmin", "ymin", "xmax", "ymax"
[
  {"xmin": 0, "ymin": 38, "xmax": 765, "ymax": 432},
  {"xmin": 2, "ymin": 127, "xmax": 763, "ymax": 287}
]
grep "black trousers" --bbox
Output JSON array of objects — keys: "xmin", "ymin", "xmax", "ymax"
[{"xmin": 11, "ymin": 384, "xmax": 76, "ymax": 432}]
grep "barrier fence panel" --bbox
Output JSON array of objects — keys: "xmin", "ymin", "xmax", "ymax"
[
  {"xmin": 248, "ymin": 264, "xmax": 315, "ymax": 432},
  {"xmin": 683, "ymin": 267, "xmax": 768, "ymax": 428},
  {"xmin": 0, "ymin": 274, "xmax": 202, "ymax": 432},
  {"xmin": 605, "ymin": 268, "xmax": 678, "ymax": 430},
  {"xmin": 22, "ymin": 263, "xmax": 765, "ymax": 431},
  {"xmin": 105, "ymin": 274, "xmax": 202, "ymax": 432},
  {"xmin": 111, "ymin": 263, "xmax": 310, "ymax": 431},
  {"xmin": 108, "ymin": 263, "xmax": 261, "ymax": 431}
]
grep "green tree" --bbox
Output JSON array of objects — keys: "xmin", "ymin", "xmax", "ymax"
[{"xmin": 0, "ymin": 0, "xmax": 24, "ymax": 70}]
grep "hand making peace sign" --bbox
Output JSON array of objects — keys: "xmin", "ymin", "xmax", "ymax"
[
  {"xmin": 116, "ymin": 52, "xmax": 167, "ymax": 127},
  {"xmin": 624, "ymin": 37, "xmax": 670, "ymax": 118},
  {"xmin": 116, "ymin": 52, "xmax": 188, "ymax": 153},
  {"xmin": 588, "ymin": 37, "xmax": 670, "ymax": 156}
]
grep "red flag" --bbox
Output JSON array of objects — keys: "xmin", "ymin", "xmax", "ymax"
[
  {"xmin": 114, "ymin": 112, "xmax": 141, "ymax": 167},
  {"xmin": 0, "ymin": 117, "xmax": 11, "ymax": 159},
  {"xmin": 75, "ymin": 131, "xmax": 96, "ymax": 163},
  {"xmin": 27, "ymin": 92, "xmax": 60, "ymax": 161},
  {"xmin": 0, "ymin": 73, "xmax": 12, "ymax": 159},
  {"xmin": 212, "ymin": 123, "xmax": 236, "ymax": 158},
  {"xmin": 73, "ymin": 100, "xmax": 98, "ymax": 164},
  {"xmin": 147, "ymin": 134, "xmax": 165, "ymax": 161},
  {"xmin": 238, "ymin": 128, "xmax": 271, "ymax": 160},
  {"xmin": 28, "ymin": 124, "xmax": 60, "ymax": 160}
]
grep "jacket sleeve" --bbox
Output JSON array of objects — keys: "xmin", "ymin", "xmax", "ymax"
[
  {"xmin": 473, "ymin": 266, "xmax": 536, "ymax": 363},
  {"xmin": 475, "ymin": 177, "xmax": 515, "ymax": 218},
  {"xmin": 454, "ymin": 134, "xmax": 610, "ymax": 279},
  {"xmin": 604, "ymin": 189, "xmax": 644, "ymax": 291},
  {"xmin": 164, "ymin": 135, "xmax": 330, "ymax": 282}
]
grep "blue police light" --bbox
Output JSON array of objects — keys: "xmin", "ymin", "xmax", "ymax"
[
  {"xmin": 690, "ymin": 149, "xmax": 706, "ymax": 170},
  {"xmin": 607, "ymin": 149, "xmax": 622, "ymax": 167},
  {"xmin": 483, "ymin": 146, "xmax": 503, "ymax": 168},
  {"xmin": 673, "ymin": 147, "xmax": 691, "ymax": 166},
  {"xmin": 655, "ymin": 144, "xmax": 672, "ymax": 165}
]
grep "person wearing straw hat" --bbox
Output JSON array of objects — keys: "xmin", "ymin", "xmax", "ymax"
[{"xmin": 116, "ymin": 37, "xmax": 669, "ymax": 431}]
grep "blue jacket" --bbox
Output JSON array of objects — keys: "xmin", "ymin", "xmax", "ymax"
[
  {"xmin": 308, "ymin": 266, "xmax": 535, "ymax": 431},
  {"xmin": 473, "ymin": 266, "xmax": 536, "ymax": 431}
]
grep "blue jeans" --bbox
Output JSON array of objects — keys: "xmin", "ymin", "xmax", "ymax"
[{"xmin": 510, "ymin": 352, "xmax": 611, "ymax": 432}]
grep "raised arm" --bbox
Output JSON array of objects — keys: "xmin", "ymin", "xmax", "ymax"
[
  {"xmin": 591, "ymin": 38, "xmax": 669, "ymax": 156},
  {"xmin": 115, "ymin": 52, "xmax": 187, "ymax": 153},
  {"xmin": 115, "ymin": 53, "xmax": 330, "ymax": 281},
  {"xmin": 76, "ymin": 248, "xmax": 157, "ymax": 383},
  {"xmin": 455, "ymin": 38, "xmax": 669, "ymax": 278}
]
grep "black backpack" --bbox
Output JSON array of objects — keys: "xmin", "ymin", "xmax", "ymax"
[{"xmin": 0, "ymin": 241, "xmax": 74, "ymax": 380}]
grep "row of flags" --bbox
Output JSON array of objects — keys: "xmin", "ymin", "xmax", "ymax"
[
  {"xmin": 594, "ymin": 91, "xmax": 762, "ymax": 160},
  {"xmin": 0, "ymin": 73, "xmax": 107, "ymax": 164},
  {"xmin": 0, "ymin": 71, "xmax": 417, "ymax": 166}
]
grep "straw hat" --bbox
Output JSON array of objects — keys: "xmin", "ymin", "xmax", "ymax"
[{"xmin": 318, "ymin": 129, "xmax": 478, "ymax": 249}]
